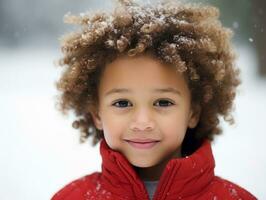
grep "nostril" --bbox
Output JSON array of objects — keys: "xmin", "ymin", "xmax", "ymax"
[{"xmin": 130, "ymin": 123, "xmax": 154, "ymax": 131}]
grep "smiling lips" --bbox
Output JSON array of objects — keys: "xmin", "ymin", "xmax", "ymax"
[{"xmin": 125, "ymin": 139, "xmax": 160, "ymax": 149}]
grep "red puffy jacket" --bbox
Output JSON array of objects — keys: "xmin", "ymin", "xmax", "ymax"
[{"xmin": 51, "ymin": 139, "xmax": 257, "ymax": 200}]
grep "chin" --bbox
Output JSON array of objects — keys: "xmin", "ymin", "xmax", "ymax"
[{"xmin": 130, "ymin": 159, "xmax": 158, "ymax": 168}]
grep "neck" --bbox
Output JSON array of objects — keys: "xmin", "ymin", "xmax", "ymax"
[{"xmin": 134, "ymin": 147, "xmax": 182, "ymax": 181}]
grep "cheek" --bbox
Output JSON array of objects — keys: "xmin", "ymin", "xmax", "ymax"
[
  {"xmin": 162, "ymin": 125, "xmax": 186, "ymax": 145},
  {"xmin": 101, "ymin": 114, "xmax": 128, "ymax": 149},
  {"xmin": 160, "ymin": 111, "xmax": 189, "ymax": 134},
  {"xmin": 162, "ymin": 124, "xmax": 187, "ymax": 154}
]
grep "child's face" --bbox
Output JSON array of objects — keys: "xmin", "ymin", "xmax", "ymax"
[{"xmin": 91, "ymin": 54, "xmax": 200, "ymax": 168}]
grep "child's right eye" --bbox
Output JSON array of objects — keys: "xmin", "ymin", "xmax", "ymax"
[{"xmin": 112, "ymin": 100, "xmax": 132, "ymax": 108}]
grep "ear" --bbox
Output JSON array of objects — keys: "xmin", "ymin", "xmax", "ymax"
[
  {"xmin": 188, "ymin": 104, "xmax": 201, "ymax": 129},
  {"xmin": 90, "ymin": 108, "xmax": 103, "ymax": 131}
]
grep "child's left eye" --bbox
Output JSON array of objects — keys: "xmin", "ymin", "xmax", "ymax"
[{"xmin": 154, "ymin": 99, "xmax": 175, "ymax": 107}]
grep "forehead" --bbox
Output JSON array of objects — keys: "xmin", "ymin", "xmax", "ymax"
[{"xmin": 99, "ymin": 55, "xmax": 189, "ymax": 95}]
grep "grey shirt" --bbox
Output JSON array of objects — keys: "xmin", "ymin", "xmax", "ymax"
[{"xmin": 143, "ymin": 180, "xmax": 158, "ymax": 200}]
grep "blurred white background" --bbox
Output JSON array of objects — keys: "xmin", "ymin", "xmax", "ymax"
[{"xmin": 0, "ymin": 0, "xmax": 265, "ymax": 199}]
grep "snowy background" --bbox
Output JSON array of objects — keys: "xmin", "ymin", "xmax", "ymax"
[{"xmin": 0, "ymin": 0, "xmax": 265, "ymax": 199}]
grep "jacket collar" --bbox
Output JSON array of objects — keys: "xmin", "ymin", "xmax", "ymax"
[{"xmin": 99, "ymin": 139, "xmax": 215, "ymax": 199}]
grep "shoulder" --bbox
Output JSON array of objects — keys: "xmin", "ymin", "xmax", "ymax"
[
  {"xmin": 208, "ymin": 176, "xmax": 257, "ymax": 200},
  {"xmin": 51, "ymin": 172, "xmax": 102, "ymax": 200}
]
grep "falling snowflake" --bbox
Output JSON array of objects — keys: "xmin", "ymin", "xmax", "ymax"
[{"xmin": 248, "ymin": 38, "xmax": 254, "ymax": 42}]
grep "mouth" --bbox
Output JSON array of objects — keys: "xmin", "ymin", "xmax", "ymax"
[{"xmin": 124, "ymin": 139, "xmax": 160, "ymax": 149}]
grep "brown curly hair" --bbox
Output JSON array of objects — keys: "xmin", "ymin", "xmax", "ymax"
[{"xmin": 54, "ymin": 0, "xmax": 240, "ymax": 153}]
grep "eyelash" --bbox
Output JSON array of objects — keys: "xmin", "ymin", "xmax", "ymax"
[{"xmin": 112, "ymin": 99, "xmax": 175, "ymax": 108}]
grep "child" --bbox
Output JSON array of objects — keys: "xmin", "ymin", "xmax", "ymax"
[{"xmin": 51, "ymin": 0, "xmax": 257, "ymax": 199}]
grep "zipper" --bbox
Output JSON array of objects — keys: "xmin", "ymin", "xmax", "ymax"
[{"xmin": 152, "ymin": 162, "xmax": 180, "ymax": 200}]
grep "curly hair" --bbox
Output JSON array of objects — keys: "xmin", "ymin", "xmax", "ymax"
[{"xmin": 55, "ymin": 0, "xmax": 240, "ymax": 152}]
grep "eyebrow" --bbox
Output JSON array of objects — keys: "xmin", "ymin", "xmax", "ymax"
[{"xmin": 104, "ymin": 87, "xmax": 181, "ymax": 97}]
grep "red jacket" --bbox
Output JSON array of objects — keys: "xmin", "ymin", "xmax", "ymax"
[{"xmin": 51, "ymin": 139, "xmax": 257, "ymax": 200}]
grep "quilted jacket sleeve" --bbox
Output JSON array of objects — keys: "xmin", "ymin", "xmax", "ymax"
[
  {"xmin": 51, "ymin": 173, "xmax": 100, "ymax": 200},
  {"xmin": 212, "ymin": 176, "xmax": 257, "ymax": 200},
  {"xmin": 51, "ymin": 179, "xmax": 85, "ymax": 200}
]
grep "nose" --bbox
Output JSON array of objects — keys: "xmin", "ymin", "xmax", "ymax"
[{"xmin": 129, "ymin": 107, "xmax": 155, "ymax": 132}]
